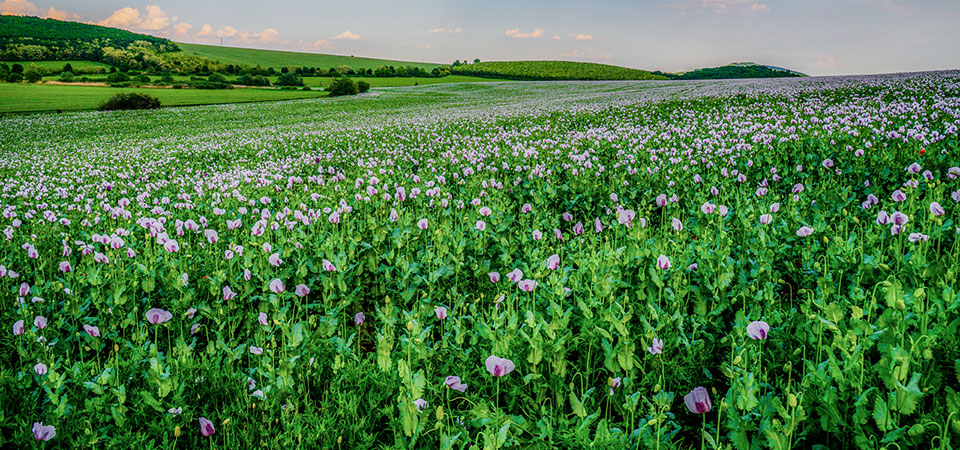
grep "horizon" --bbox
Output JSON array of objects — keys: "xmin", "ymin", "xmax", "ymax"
[{"xmin": 1, "ymin": 0, "xmax": 959, "ymax": 76}]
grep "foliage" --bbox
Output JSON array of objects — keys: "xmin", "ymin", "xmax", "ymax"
[
  {"xmin": 357, "ymin": 81, "xmax": 370, "ymax": 93},
  {"xmin": 451, "ymin": 60, "xmax": 667, "ymax": 80},
  {"xmin": 655, "ymin": 64, "xmax": 806, "ymax": 80},
  {"xmin": 236, "ymin": 74, "xmax": 271, "ymax": 87},
  {"xmin": 328, "ymin": 76, "xmax": 358, "ymax": 96},
  {"xmin": 275, "ymin": 72, "xmax": 304, "ymax": 87},
  {"xmin": 97, "ymin": 92, "xmax": 161, "ymax": 111}
]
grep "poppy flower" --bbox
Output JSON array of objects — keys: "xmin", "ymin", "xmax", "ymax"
[
  {"xmin": 258, "ymin": 312, "xmax": 268, "ymax": 326},
  {"xmin": 656, "ymin": 255, "xmax": 671, "ymax": 270},
  {"xmin": 354, "ymin": 312, "xmax": 365, "ymax": 325},
  {"xmin": 444, "ymin": 376, "xmax": 468, "ymax": 392},
  {"xmin": 269, "ymin": 279, "xmax": 285, "ymax": 294},
  {"xmin": 198, "ymin": 417, "xmax": 215, "ymax": 437},
  {"xmin": 518, "ymin": 279, "xmax": 537, "ymax": 292},
  {"xmin": 223, "ymin": 286, "xmax": 237, "ymax": 301},
  {"xmin": 83, "ymin": 325, "xmax": 100, "ymax": 338},
  {"xmin": 485, "ymin": 355, "xmax": 515, "ymax": 377},
  {"xmin": 647, "ymin": 337, "xmax": 663, "ymax": 355},
  {"xmin": 546, "ymin": 254, "xmax": 560, "ymax": 270},
  {"xmin": 145, "ymin": 309, "xmax": 172, "ymax": 325},
  {"xmin": 434, "ymin": 306, "xmax": 447, "ymax": 320},
  {"xmin": 322, "ymin": 259, "xmax": 337, "ymax": 272},
  {"xmin": 32, "ymin": 422, "xmax": 56, "ymax": 441},
  {"xmin": 13, "ymin": 320, "xmax": 24, "ymax": 336},
  {"xmin": 684, "ymin": 387, "xmax": 712, "ymax": 414},
  {"xmin": 746, "ymin": 321, "xmax": 770, "ymax": 339},
  {"xmin": 34, "ymin": 316, "xmax": 47, "ymax": 330},
  {"xmin": 488, "ymin": 272, "xmax": 500, "ymax": 283}
]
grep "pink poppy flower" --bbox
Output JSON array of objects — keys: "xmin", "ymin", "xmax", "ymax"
[
  {"xmin": 796, "ymin": 226, "xmax": 814, "ymax": 237},
  {"xmin": 573, "ymin": 221, "xmax": 584, "ymax": 235},
  {"xmin": 434, "ymin": 306, "xmax": 447, "ymax": 320},
  {"xmin": 656, "ymin": 255, "xmax": 670, "ymax": 270},
  {"xmin": 269, "ymin": 279, "xmax": 285, "ymax": 294},
  {"xmin": 417, "ymin": 219, "xmax": 429, "ymax": 230},
  {"xmin": 250, "ymin": 345, "xmax": 263, "ymax": 355},
  {"xmin": 594, "ymin": 217, "xmax": 603, "ymax": 233},
  {"xmin": 930, "ymin": 202, "xmax": 945, "ymax": 216},
  {"xmin": 488, "ymin": 272, "xmax": 500, "ymax": 283},
  {"xmin": 19, "ymin": 282, "xmax": 30, "ymax": 296},
  {"xmin": 354, "ymin": 312, "xmax": 365, "ymax": 325},
  {"xmin": 198, "ymin": 417, "xmax": 215, "ymax": 437},
  {"xmin": 34, "ymin": 316, "xmax": 47, "ymax": 330},
  {"xmin": 59, "ymin": 261, "xmax": 72, "ymax": 273},
  {"xmin": 13, "ymin": 320, "xmax": 25, "ymax": 335},
  {"xmin": 546, "ymin": 254, "xmax": 560, "ymax": 270},
  {"xmin": 413, "ymin": 398, "xmax": 428, "ymax": 412},
  {"xmin": 532, "ymin": 230, "xmax": 542, "ymax": 240},
  {"xmin": 701, "ymin": 202, "xmax": 715, "ymax": 214},
  {"xmin": 759, "ymin": 214, "xmax": 772, "ymax": 225},
  {"xmin": 672, "ymin": 218, "xmax": 683, "ymax": 232},
  {"xmin": 648, "ymin": 338, "xmax": 663, "ymax": 355},
  {"xmin": 34, "ymin": 363, "xmax": 47, "ymax": 376},
  {"xmin": 223, "ymin": 285, "xmax": 237, "ymax": 301},
  {"xmin": 258, "ymin": 312, "xmax": 268, "ymax": 326},
  {"xmin": 507, "ymin": 269, "xmax": 523, "ymax": 283},
  {"xmin": 475, "ymin": 220, "xmax": 486, "ymax": 231},
  {"xmin": 322, "ymin": 259, "xmax": 337, "ymax": 271},
  {"xmin": 163, "ymin": 239, "xmax": 180, "ymax": 253},
  {"xmin": 268, "ymin": 253, "xmax": 283, "ymax": 266},
  {"xmin": 485, "ymin": 355, "xmax": 516, "ymax": 377},
  {"xmin": 479, "ymin": 207, "xmax": 492, "ymax": 216},
  {"xmin": 204, "ymin": 229, "xmax": 218, "ymax": 244},
  {"xmin": 521, "ymin": 203, "xmax": 532, "ymax": 213},
  {"xmin": 145, "ymin": 309, "xmax": 172, "ymax": 325}
]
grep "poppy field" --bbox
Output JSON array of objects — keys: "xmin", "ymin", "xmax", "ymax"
[{"xmin": 2, "ymin": 72, "xmax": 960, "ymax": 449}]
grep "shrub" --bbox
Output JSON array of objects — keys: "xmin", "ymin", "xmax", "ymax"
[
  {"xmin": 275, "ymin": 72, "xmax": 304, "ymax": 87},
  {"xmin": 106, "ymin": 72, "xmax": 130, "ymax": 83},
  {"xmin": 237, "ymin": 74, "xmax": 270, "ymax": 86},
  {"xmin": 357, "ymin": 81, "xmax": 370, "ymax": 93},
  {"xmin": 98, "ymin": 93, "xmax": 161, "ymax": 111},
  {"xmin": 208, "ymin": 73, "xmax": 227, "ymax": 84},
  {"xmin": 160, "ymin": 72, "xmax": 174, "ymax": 83},
  {"xmin": 134, "ymin": 74, "xmax": 151, "ymax": 83},
  {"xmin": 190, "ymin": 80, "xmax": 232, "ymax": 90},
  {"xmin": 328, "ymin": 77, "xmax": 358, "ymax": 97},
  {"xmin": 58, "ymin": 71, "xmax": 74, "ymax": 82}
]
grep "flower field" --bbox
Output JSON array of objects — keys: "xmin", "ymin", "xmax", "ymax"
[{"xmin": 2, "ymin": 72, "xmax": 960, "ymax": 449}]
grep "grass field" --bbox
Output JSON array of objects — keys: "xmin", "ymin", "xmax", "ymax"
[
  {"xmin": 0, "ymin": 83, "xmax": 327, "ymax": 113},
  {"xmin": 451, "ymin": 60, "xmax": 667, "ymax": 80},
  {"xmin": 16, "ymin": 60, "xmax": 113, "ymax": 72},
  {"xmin": 177, "ymin": 42, "xmax": 441, "ymax": 71}
]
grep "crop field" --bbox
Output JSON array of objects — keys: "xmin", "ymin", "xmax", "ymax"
[
  {"xmin": 0, "ymin": 83, "xmax": 327, "ymax": 113},
  {"xmin": 1, "ymin": 72, "xmax": 960, "ymax": 449},
  {"xmin": 451, "ymin": 61, "xmax": 667, "ymax": 80}
]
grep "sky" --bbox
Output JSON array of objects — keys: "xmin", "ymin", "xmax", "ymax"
[{"xmin": 2, "ymin": 0, "xmax": 959, "ymax": 75}]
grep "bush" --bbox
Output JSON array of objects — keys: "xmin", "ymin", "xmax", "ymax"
[
  {"xmin": 106, "ymin": 72, "xmax": 130, "ymax": 83},
  {"xmin": 328, "ymin": 77, "xmax": 358, "ymax": 97},
  {"xmin": 236, "ymin": 74, "xmax": 270, "ymax": 86},
  {"xmin": 357, "ymin": 81, "xmax": 370, "ymax": 93},
  {"xmin": 58, "ymin": 71, "xmax": 74, "ymax": 82},
  {"xmin": 134, "ymin": 74, "xmax": 151, "ymax": 83},
  {"xmin": 275, "ymin": 72, "xmax": 304, "ymax": 87},
  {"xmin": 208, "ymin": 73, "xmax": 227, "ymax": 84},
  {"xmin": 190, "ymin": 80, "xmax": 232, "ymax": 90},
  {"xmin": 98, "ymin": 93, "xmax": 161, "ymax": 111}
]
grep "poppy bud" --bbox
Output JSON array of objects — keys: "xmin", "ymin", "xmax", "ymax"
[
  {"xmin": 787, "ymin": 393, "xmax": 797, "ymax": 408},
  {"xmin": 923, "ymin": 348, "xmax": 933, "ymax": 360},
  {"xmin": 174, "ymin": 426, "xmax": 181, "ymax": 438},
  {"xmin": 338, "ymin": 436, "xmax": 343, "ymax": 444},
  {"xmin": 908, "ymin": 424, "xmax": 924, "ymax": 437},
  {"xmin": 896, "ymin": 299, "xmax": 906, "ymax": 311}
]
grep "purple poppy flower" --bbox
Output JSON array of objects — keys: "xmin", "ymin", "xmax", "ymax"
[
  {"xmin": 475, "ymin": 220, "xmax": 486, "ymax": 231},
  {"xmin": 759, "ymin": 214, "xmax": 772, "ymax": 225},
  {"xmin": 322, "ymin": 259, "xmax": 337, "ymax": 272},
  {"xmin": 268, "ymin": 253, "xmax": 283, "ymax": 267},
  {"xmin": 796, "ymin": 226, "xmax": 814, "ymax": 237},
  {"xmin": 59, "ymin": 261, "xmax": 72, "ymax": 273},
  {"xmin": 145, "ymin": 308, "xmax": 172, "ymax": 325},
  {"xmin": 746, "ymin": 321, "xmax": 770, "ymax": 340},
  {"xmin": 672, "ymin": 218, "xmax": 683, "ymax": 232},
  {"xmin": 32, "ymin": 422, "xmax": 56, "ymax": 441},
  {"xmin": 518, "ymin": 279, "xmax": 537, "ymax": 292},
  {"xmin": 909, "ymin": 232, "xmax": 929, "ymax": 243},
  {"xmin": 19, "ymin": 282, "xmax": 30, "ymax": 296},
  {"xmin": 891, "ymin": 211, "xmax": 909, "ymax": 226},
  {"xmin": 250, "ymin": 345, "xmax": 263, "ymax": 355},
  {"xmin": 554, "ymin": 228, "xmax": 563, "ymax": 240},
  {"xmin": 701, "ymin": 202, "xmax": 716, "ymax": 214},
  {"xmin": 594, "ymin": 217, "xmax": 603, "ymax": 233},
  {"xmin": 434, "ymin": 306, "xmax": 447, "ymax": 320},
  {"xmin": 444, "ymin": 376, "xmax": 468, "ymax": 392},
  {"xmin": 417, "ymin": 219, "xmax": 429, "ymax": 230},
  {"xmin": 34, "ymin": 316, "xmax": 47, "ymax": 330},
  {"xmin": 163, "ymin": 239, "xmax": 180, "ymax": 253},
  {"xmin": 891, "ymin": 190, "xmax": 907, "ymax": 202},
  {"xmin": 13, "ymin": 320, "xmax": 25, "ymax": 336},
  {"xmin": 83, "ymin": 325, "xmax": 100, "ymax": 338},
  {"xmin": 656, "ymin": 255, "xmax": 670, "ymax": 270},
  {"xmin": 822, "ymin": 159, "xmax": 834, "ymax": 169},
  {"xmin": 930, "ymin": 202, "xmax": 945, "ymax": 216},
  {"xmin": 223, "ymin": 285, "xmax": 237, "ymax": 301},
  {"xmin": 295, "ymin": 284, "xmax": 310, "ymax": 297},
  {"xmin": 204, "ymin": 229, "xmax": 218, "ymax": 244},
  {"xmin": 488, "ymin": 272, "xmax": 500, "ymax": 283},
  {"xmin": 648, "ymin": 337, "xmax": 663, "ymax": 355},
  {"xmin": 507, "ymin": 269, "xmax": 523, "ymax": 283},
  {"xmin": 521, "ymin": 203, "xmax": 532, "ymax": 213},
  {"xmin": 413, "ymin": 398, "xmax": 428, "ymax": 412},
  {"xmin": 354, "ymin": 312, "xmax": 365, "ymax": 326},
  {"xmin": 198, "ymin": 417, "xmax": 215, "ymax": 437},
  {"xmin": 617, "ymin": 209, "xmax": 636, "ymax": 227},
  {"xmin": 34, "ymin": 363, "xmax": 47, "ymax": 376},
  {"xmin": 190, "ymin": 323, "xmax": 200, "ymax": 334},
  {"xmin": 258, "ymin": 312, "xmax": 268, "ymax": 326},
  {"xmin": 485, "ymin": 355, "xmax": 515, "ymax": 377},
  {"xmin": 656, "ymin": 194, "xmax": 667, "ymax": 207},
  {"xmin": 479, "ymin": 207, "xmax": 492, "ymax": 217},
  {"xmin": 546, "ymin": 254, "xmax": 560, "ymax": 270},
  {"xmin": 532, "ymin": 229, "xmax": 543, "ymax": 240},
  {"xmin": 684, "ymin": 387, "xmax": 712, "ymax": 414},
  {"xmin": 269, "ymin": 279, "xmax": 285, "ymax": 294}
]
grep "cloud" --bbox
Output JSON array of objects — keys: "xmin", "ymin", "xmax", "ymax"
[
  {"xmin": 429, "ymin": 26, "xmax": 462, "ymax": 34},
  {"xmin": 563, "ymin": 48, "xmax": 612, "ymax": 61},
  {"xmin": 195, "ymin": 23, "xmax": 214, "ymax": 37},
  {"xmin": 216, "ymin": 25, "xmax": 238, "ymax": 38},
  {"xmin": 298, "ymin": 39, "xmax": 334, "ymax": 51},
  {"xmin": 239, "ymin": 27, "xmax": 281, "ymax": 44},
  {"xmin": 332, "ymin": 30, "xmax": 362, "ymax": 40},
  {"xmin": 98, "ymin": 5, "xmax": 171, "ymax": 31},
  {"xmin": 44, "ymin": 6, "xmax": 78, "ymax": 21},
  {"xmin": 171, "ymin": 22, "xmax": 192, "ymax": 37},
  {"xmin": 661, "ymin": 0, "xmax": 769, "ymax": 15},
  {"xmin": 574, "ymin": 34, "xmax": 594, "ymax": 41},
  {"xmin": 812, "ymin": 54, "xmax": 837, "ymax": 68},
  {"xmin": 505, "ymin": 28, "xmax": 544, "ymax": 39},
  {"xmin": 552, "ymin": 35, "xmax": 561, "ymax": 40},
  {"xmin": 0, "ymin": 0, "xmax": 39, "ymax": 16}
]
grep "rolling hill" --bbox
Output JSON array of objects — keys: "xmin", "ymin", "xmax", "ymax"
[
  {"xmin": 177, "ymin": 43, "xmax": 441, "ymax": 72},
  {"xmin": 450, "ymin": 61, "xmax": 667, "ymax": 81}
]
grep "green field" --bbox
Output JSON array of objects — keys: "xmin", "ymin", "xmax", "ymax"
[
  {"xmin": 178, "ymin": 42, "xmax": 441, "ymax": 71},
  {"xmin": 451, "ymin": 60, "xmax": 667, "ymax": 80},
  {"xmin": 0, "ymin": 83, "xmax": 327, "ymax": 113},
  {"xmin": 15, "ymin": 60, "xmax": 113, "ymax": 71}
]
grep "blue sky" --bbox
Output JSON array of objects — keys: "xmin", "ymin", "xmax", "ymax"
[{"xmin": 3, "ymin": 0, "xmax": 958, "ymax": 75}]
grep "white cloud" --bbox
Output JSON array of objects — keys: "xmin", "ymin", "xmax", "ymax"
[
  {"xmin": 505, "ymin": 28, "xmax": 544, "ymax": 39},
  {"xmin": 98, "ymin": 7, "xmax": 141, "ymax": 28},
  {"xmin": 563, "ymin": 48, "xmax": 612, "ymax": 61},
  {"xmin": 44, "ymin": 6, "xmax": 78, "ymax": 21},
  {"xmin": 298, "ymin": 39, "xmax": 334, "ymax": 51},
  {"xmin": 98, "ymin": 5, "xmax": 172, "ymax": 31},
  {"xmin": 332, "ymin": 30, "xmax": 362, "ymax": 40},
  {"xmin": 813, "ymin": 54, "xmax": 837, "ymax": 68},
  {"xmin": 171, "ymin": 22, "xmax": 193, "ymax": 37},
  {"xmin": 216, "ymin": 25, "xmax": 238, "ymax": 38},
  {"xmin": 239, "ymin": 27, "xmax": 281, "ymax": 44},
  {"xmin": 0, "ymin": 0, "xmax": 39, "ymax": 16},
  {"xmin": 551, "ymin": 35, "xmax": 561, "ymax": 40},
  {"xmin": 574, "ymin": 34, "xmax": 594, "ymax": 41},
  {"xmin": 195, "ymin": 23, "xmax": 214, "ymax": 37},
  {"xmin": 661, "ymin": 0, "xmax": 769, "ymax": 15},
  {"xmin": 138, "ymin": 5, "xmax": 170, "ymax": 31},
  {"xmin": 429, "ymin": 27, "xmax": 462, "ymax": 34}
]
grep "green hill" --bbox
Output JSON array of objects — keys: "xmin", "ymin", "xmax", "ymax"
[
  {"xmin": 450, "ymin": 61, "xmax": 667, "ymax": 81},
  {"xmin": 654, "ymin": 63, "xmax": 805, "ymax": 80},
  {"xmin": 177, "ymin": 43, "xmax": 440, "ymax": 72},
  {"xmin": 0, "ymin": 15, "xmax": 178, "ymax": 61}
]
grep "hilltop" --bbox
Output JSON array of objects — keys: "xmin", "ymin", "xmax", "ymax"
[
  {"xmin": 654, "ymin": 62, "xmax": 806, "ymax": 80},
  {"xmin": 450, "ymin": 60, "xmax": 666, "ymax": 81}
]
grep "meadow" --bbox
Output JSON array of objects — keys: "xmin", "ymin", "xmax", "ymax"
[
  {"xmin": 177, "ymin": 43, "xmax": 441, "ymax": 72},
  {"xmin": 1, "ymin": 73, "xmax": 959, "ymax": 449}
]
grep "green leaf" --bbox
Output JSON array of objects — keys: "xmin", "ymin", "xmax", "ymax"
[{"xmin": 873, "ymin": 391, "xmax": 891, "ymax": 432}]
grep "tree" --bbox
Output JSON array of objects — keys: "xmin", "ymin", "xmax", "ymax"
[
  {"xmin": 281, "ymin": 67, "xmax": 289, "ymax": 74},
  {"xmin": 328, "ymin": 76, "xmax": 358, "ymax": 97},
  {"xmin": 59, "ymin": 71, "xmax": 74, "ymax": 82},
  {"xmin": 11, "ymin": 63, "xmax": 23, "ymax": 74},
  {"xmin": 208, "ymin": 72, "xmax": 227, "ymax": 83},
  {"xmin": 357, "ymin": 81, "xmax": 370, "ymax": 93},
  {"xmin": 98, "ymin": 93, "xmax": 161, "ymax": 111},
  {"xmin": 275, "ymin": 72, "xmax": 303, "ymax": 86},
  {"xmin": 107, "ymin": 72, "xmax": 130, "ymax": 83},
  {"xmin": 24, "ymin": 66, "xmax": 43, "ymax": 82},
  {"xmin": 62, "ymin": 63, "xmax": 74, "ymax": 74},
  {"xmin": 474, "ymin": 59, "xmax": 481, "ymax": 64}
]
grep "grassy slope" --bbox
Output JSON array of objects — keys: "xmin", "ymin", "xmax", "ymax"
[
  {"xmin": 0, "ymin": 83, "xmax": 326, "ymax": 113},
  {"xmin": 20, "ymin": 60, "xmax": 112, "ymax": 71},
  {"xmin": 178, "ymin": 42, "xmax": 440, "ymax": 71},
  {"xmin": 451, "ymin": 60, "xmax": 667, "ymax": 80}
]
